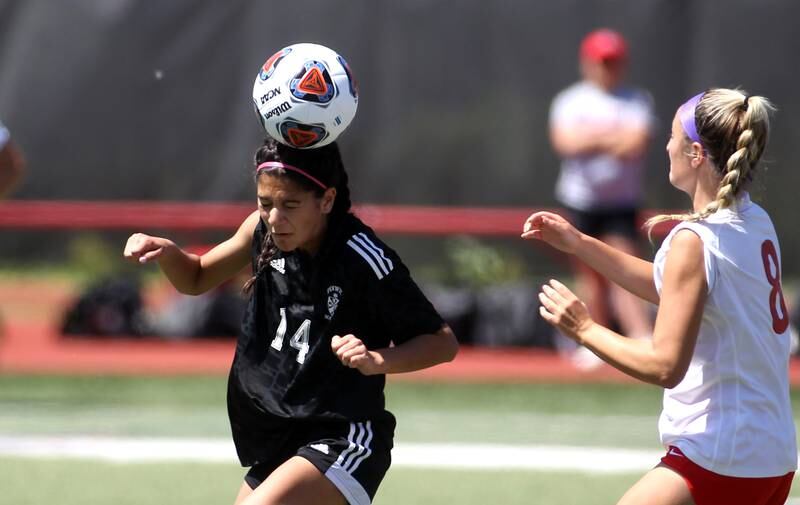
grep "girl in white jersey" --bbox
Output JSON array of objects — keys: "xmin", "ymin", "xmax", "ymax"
[{"xmin": 522, "ymin": 88, "xmax": 796, "ymax": 505}]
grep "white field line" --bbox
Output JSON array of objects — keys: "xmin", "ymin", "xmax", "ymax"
[{"xmin": 0, "ymin": 435, "xmax": 666, "ymax": 473}]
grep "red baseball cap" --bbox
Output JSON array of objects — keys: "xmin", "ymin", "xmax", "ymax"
[{"xmin": 580, "ymin": 29, "xmax": 628, "ymax": 62}]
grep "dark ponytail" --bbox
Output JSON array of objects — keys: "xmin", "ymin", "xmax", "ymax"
[{"xmin": 243, "ymin": 138, "xmax": 352, "ymax": 293}]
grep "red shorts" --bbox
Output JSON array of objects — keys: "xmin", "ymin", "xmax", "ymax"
[{"xmin": 660, "ymin": 446, "xmax": 794, "ymax": 505}]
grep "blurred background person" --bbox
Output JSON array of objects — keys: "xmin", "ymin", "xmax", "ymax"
[
  {"xmin": 548, "ymin": 28, "xmax": 654, "ymax": 368},
  {"xmin": 0, "ymin": 119, "xmax": 25, "ymax": 199},
  {"xmin": 0, "ymin": 118, "xmax": 25, "ymax": 338}
]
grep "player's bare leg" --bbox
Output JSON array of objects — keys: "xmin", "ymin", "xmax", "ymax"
[
  {"xmin": 234, "ymin": 457, "xmax": 346, "ymax": 505},
  {"xmin": 617, "ymin": 465, "xmax": 694, "ymax": 505},
  {"xmin": 565, "ymin": 258, "xmax": 611, "ymax": 368},
  {"xmin": 572, "ymin": 258, "xmax": 610, "ymax": 327},
  {"xmin": 604, "ymin": 234, "xmax": 652, "ymax": 339}
]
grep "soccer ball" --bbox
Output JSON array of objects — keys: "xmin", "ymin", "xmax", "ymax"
[{"xmin": 252, "ymin": 43, "xmax": 358, "ymax": 149}]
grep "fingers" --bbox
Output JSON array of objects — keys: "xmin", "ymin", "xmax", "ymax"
[
  {"xmin": 331, "ymin": 334, "xmax": 366, "ymax": 366},
  {"xmin": 539, "ymin": 305, "xmax": 556, "ymax": 324},
  {"xmin": 538, "ymin": 289, "xmax": 560, "ymax": 313},
  {"xmin": 548, "ymin": 278, "xmax": 574, "ymax": 298},
  {"xmin": 123, "ymin": 233, "xmax": 163, "ymax": 264},
  {"xmin": 522, "ymin": 212, "xmax": 548, "ymax": 233},
  {"xmin": 521, "ymin": 212, "xmax": 565, "ymax": 239},
  {"xmin": 538, "ymin": 279, "xmax": 575, "ymax": 325},
  {"xmin": 139, "ymin": 247, "xmax": 164, "ymax": 264}
]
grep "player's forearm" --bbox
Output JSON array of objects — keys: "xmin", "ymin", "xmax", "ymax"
[
  {"xmin": 574, "ymin": 234, "xmax": 659, "ymax": 304},
  {"xmin": 156, "ymin": 245, "xmax": 205, "ymax": 295},
  {"xmin": 373, "ymin": 327, "xmax": 458, "ymax": 374},
  {"xmin": 578, "ymin": 323, "xmax": 683, "ymax": 388},
  {"xmin": 551, "ymin": 127, "xmax": 607, "ymax": 157},
  {"xmin": 609, "ymin": 127, "xmax": 650, "ymax": 159}
]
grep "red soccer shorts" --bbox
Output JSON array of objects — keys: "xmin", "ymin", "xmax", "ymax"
[{"xmin": 660, "ymin": 445, "xmax": 794, "ymax": 505}]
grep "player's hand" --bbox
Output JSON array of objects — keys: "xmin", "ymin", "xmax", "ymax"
[
  {"xmin": 123, "ymin": 233, "xmax": 173, "ymax": 264},
  {"xmin": 521, "ymin": 211, "xmax": 582, "ymax": 254},
  {"xmin": 538, "ymin": 279, "xmax": 594, "ymax": 343},
  {"xmin": 331, "ymin": 334, "xmax": 384, "ymax": 376}
]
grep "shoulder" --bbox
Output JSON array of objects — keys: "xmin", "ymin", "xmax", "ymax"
[
  {"xmin": 552, "ymin": 82, "xmax": 589, "ymax": 107},
  {"xmin": 664, "ymin": 229, "xmax": 706, "ymax": 278},
  {"xmin": 237, "ymin": 210, "xmax": 262, "ymax": 241},
  {"xmin": 340, "ymin": 217, "xmax": 399, "ymax": 281},
  {"xmin": 669, "ymin": 221, "xmax": 716, "ymax": 246},
  {"xmin": 664, "ymin": 224, "xmax": 713, "ymax": 291},
  {"xmin": 669, "ymin": 226, "xmax": 705, "ymax": 251}
]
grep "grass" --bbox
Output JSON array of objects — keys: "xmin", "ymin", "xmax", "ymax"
[
  {"xmin": 0, "ymin": 456, "xmax": 640, "ymax": 505},
  {"xmin": 2, "ymin": 375, "xmax": 800, "ymax": 503}
]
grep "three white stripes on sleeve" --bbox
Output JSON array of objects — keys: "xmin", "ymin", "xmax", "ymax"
[{"xmin": 346, "ymin": 233, "xmax": 394, "ymax": 279}]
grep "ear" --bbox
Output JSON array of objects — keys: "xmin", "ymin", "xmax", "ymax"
[
  {"xmin": 689, "ymin": 142, "xmax": 706, "ymax": 167},
  {"xmin": 321, "ymin": 187, "xmax": 337, "ymax": 214}
]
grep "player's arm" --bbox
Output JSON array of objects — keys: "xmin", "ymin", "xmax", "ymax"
[
  {"xmin": 522, "ymin": 211, "xmax": 658, "ymax": 303},
  {"xmin": 605, "ymin": 125, "xmax": 650, "ymax": 160},
  {"xmin": 332, "ymin": 325, "xmax": 458, "ymax": 376},
  {"xmin": 541, "ymin": 230, "xmax": 705, "ymax": 387},
  {"xmin": 550, "ymin": 123, "xmax": 611, "ymax": 157},
  {"xmin": 124, "ymin": 210, "xmax": 259, "ymax": 295}
]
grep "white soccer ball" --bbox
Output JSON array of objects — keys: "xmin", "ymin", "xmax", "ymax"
[{"xmin": 252, "ymin": 43, "xmax": 358, "ymax": 149}]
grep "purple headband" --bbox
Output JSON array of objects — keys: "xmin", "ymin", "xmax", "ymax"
[
  {"xmin": 678, "ymin": 92, "xmax": 705, "ymax": 144},
  {"xmin": 256, "ymin": 161, "xmax": 328, "ymax": 190}
]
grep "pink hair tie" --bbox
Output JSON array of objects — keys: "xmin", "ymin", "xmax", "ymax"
[{"xmin": 256, "ymin": 161, "xmax": 328, "ymax": 190}]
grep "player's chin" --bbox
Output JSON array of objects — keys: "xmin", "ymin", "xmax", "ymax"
[{"xmin": 272, "ymin": 235, "xmax": 296, "ymax": 251}]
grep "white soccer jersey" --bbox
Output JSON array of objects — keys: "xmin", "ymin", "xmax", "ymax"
[
  {"xmin": 550, "ymin": 81, "xmax": 654, "ymax": 211},
  {"xmin": 654, "ymin": 193, "xmax": 797, "ymax": 477}
]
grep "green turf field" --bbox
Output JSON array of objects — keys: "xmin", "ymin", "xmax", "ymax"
[{"xmin": 1, "ymin": 375, "xmax": 799, "ymax": 504}]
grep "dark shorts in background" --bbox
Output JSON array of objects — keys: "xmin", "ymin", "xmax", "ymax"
[
  {"xmin": 567, "ymin": 206, "xmax": 639, "ymax": 241},
  {"xmin": 244, "ymin": 416, "xmax": 395, "ymax": 505}
]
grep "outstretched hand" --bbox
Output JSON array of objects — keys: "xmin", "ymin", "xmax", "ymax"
[
  {"xmin": 538, "ymin": 279, "xmax": 594, "ymax": 342},
  {"xmin": 123, "ymin": 233, "xmax": 172, "ymax": 264},
  {"xmin": 331, "ymin": 334, "xmax": 384, "ymax": 376},
  {"xmin": 521, "ymin": 211, "xmax": 582, "ymax": 254}
]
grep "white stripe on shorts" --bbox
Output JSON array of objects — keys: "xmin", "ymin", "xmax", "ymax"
[
  {"xmin": 335, "ymin": 423, "xmax": 358, "ymax": 467},
  {"xmin": 347, "ymin": 421, "xmax": 373, "ymax": 473},
  {"xmin": 341, "ymin": 422, "xmax": 366, "ymax": 470},
  {"xmin": 325, "ymin": 463, "xmax": 371, "ymax": 505}
]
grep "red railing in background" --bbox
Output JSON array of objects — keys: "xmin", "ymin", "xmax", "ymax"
[
  {"xmin": 0, "ymin": 199, "xmax": 680, "ymax": 378},
  {"xmin": 0, "ymin": 200, "xmax": 676, "ymax": 237}
]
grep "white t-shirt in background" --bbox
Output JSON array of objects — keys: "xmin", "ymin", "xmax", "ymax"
[{"xmin": 550, "ymin": 81, "xmax": 654, "ymax": 211}]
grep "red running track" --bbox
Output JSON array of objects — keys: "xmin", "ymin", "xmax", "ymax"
[{"xmin": 4, "ymin": 322, "xmax": 800, "ymax": 385}]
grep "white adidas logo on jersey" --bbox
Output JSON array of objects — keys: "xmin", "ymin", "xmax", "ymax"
[
  {"xmin": 270, "ymin": 258, "xmax": 285, "ymax": 274},
  {"xmin": 310, "ymin": 443, "xmax": 329, "ymax": 454}
]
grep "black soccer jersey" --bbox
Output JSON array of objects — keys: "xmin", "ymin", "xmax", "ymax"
[{"xmin": 227, "ymin": 213, "xmax": 444, "ymax": 465}]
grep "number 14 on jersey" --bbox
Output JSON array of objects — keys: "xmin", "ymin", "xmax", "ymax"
[{"xmin": 270, "ymin": 307, "xmax": 311, "ymax": 364}]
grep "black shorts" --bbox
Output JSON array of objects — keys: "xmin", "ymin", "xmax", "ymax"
[
  {"xmin": 244, "ymin": 416, "xmax": 395, "ymax": 505},
  {"xmin": 567, "ymin": 206, "xmax": 639, "ymax": 241}
]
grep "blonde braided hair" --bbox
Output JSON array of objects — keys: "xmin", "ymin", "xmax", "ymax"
[{"xmin": 646, "ymin": 88, "xmax": 774, "ymax": 231}]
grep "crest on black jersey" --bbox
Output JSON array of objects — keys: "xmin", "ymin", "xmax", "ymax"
[{"xmin": 326, "ymin": 285, "xmax": 342, "ymax": 320}]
